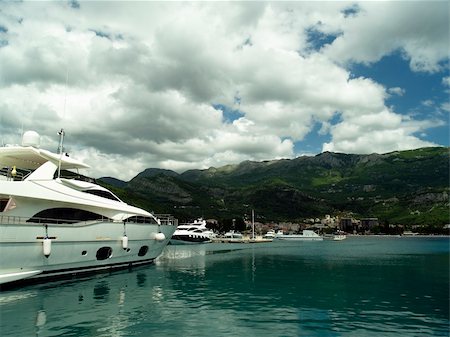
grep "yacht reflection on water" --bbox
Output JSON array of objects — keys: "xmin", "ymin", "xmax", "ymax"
[
  {"xmin": 0, "ymin": 266, "xmax": 174, "ymax": 337},
  {"xmin": 0, "ymin": 245, "xmax": 251, "ymax": 337}
]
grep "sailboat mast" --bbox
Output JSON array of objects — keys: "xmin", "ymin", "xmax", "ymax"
[{"xmin": 252, "ymin": 209, "xmax": 255, "ymax": 240}]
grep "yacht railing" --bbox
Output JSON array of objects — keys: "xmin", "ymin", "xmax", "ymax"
[
  {"xmin": 0, "ymin": 166, "xmax": 92, "ymax": 182},
  {"xmin": 156, "ymin": 214, "xmax": 178, "ymax": 226},
  {"xmin": 0, "ymin": 167, "xmax": 29, "ymax": 181},
  {"xmin": 0, "ymin": 214, "xmax": 177, "ymax": 226}
]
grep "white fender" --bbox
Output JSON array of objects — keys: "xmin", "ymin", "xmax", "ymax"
[
  {"xmin": 122, "ymin": 235, "xmax": 128, "ymax": 249},
  {"xmin": 43, "ymin": 238, "xmax": 51, "ymax": 257},
  {"xmin": 36, "ymin": 310, "xmax": 47, "ymax": 327},
  {"xmin": 153, "ymin": 232, "xmax": 166, "ymax": 241}
]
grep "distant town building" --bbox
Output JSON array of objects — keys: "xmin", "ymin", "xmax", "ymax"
[
  {"xmin": 321, "ymin": 214, "xmax": 336, "ymax": 227},
  {"xmin": 361, "ymin": 218, "xmax": 379, "ymax": 230},
  {"xmin": 340, "ymin": 218, "xmax": 353, "ymax": 232}
]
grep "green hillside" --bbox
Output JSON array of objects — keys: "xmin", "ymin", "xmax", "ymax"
[{"xmin": 99, "ymin": 147, "xmax": 450, "ymax": 225}]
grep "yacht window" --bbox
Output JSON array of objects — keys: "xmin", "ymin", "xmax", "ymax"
[
  {"xmin": 27, "ymin": 208, "xmax": 107, "ymax": 224},
  {"xmin": 138, "ymin": 246, "xmax": 149, "ymax": 257},
  {"xmin": 0, "ymin": 198, "xmax": 9, "ymax": 212},
  {"xmin": 124, "ymin": 216, "xmax": 157, "ymax": 224},
  {"xmin": 96, "ymin": 247, "xmax": 113, "ymax": 260},
  {"xmin": 56, "ymin": 169, "xmax": 96, "ymax": 183},
  {"xmin": 84, "ymin": 189, "xmax": 121, "ymax": 202},
  {"xmin": 0, "ymin": 198, "xmax": 16, "ymax": 212}
]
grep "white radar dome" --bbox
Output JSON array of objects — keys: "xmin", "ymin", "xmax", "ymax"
[{"xmin": 22, "ymin": 130, "xmax": 41, "ymax": 148}]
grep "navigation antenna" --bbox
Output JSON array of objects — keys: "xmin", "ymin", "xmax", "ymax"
[{"xmin": 57, "ymin": 128, "xmax": 65, "ymax": 178}]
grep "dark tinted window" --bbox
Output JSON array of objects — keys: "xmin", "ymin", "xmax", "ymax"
[
  {"xmin": 27, "ymin": 208, "xmax": 107, "ymax": 224},
  {"xmin": 124, "ymin": 216, "xmax": 157, "ymax": 224},
  {"xmin": 0, "ymin": 199, "xmax": 9, "ymax": 212},
  {"xmin": 138, "ymin": 246, "xmax": 149, "ymax": 256},
  {"xmin": 96, "ymin": 247, "xmax": 113, "ymax": 260},
  {"xmin": 84, "ymin": 189, "xmax": 121, "ymax": 201}
]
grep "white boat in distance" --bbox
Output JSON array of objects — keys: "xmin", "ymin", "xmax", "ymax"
[
  {"xmin": 332, "ymin": 230, "xmax": 347, "ymax": 241},
  {"xmin": 263, "ymin": 230, "xmax": 276, "ymax": 239},
  {"xmin": 0, "ymin": 130, "xmax": 177, "ymax": 286},
  {"xmin": 223, "ymin": 230, "xmax": 243, "ymax": 239},
  {"xmin": 170, "ymin": 218, "xmax": 216, "ymax": 244},
  {"xmin": 324, "ymin": 231, "xmax": 347, "ymax": 241},
  {"xmin": 275, "ymin": 230, "xmax": 323, "ymax": 241}
]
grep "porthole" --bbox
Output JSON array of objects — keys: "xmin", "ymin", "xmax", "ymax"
[
  {"xmin": 81, "ymin": 250, "xmax": 88, "ymax": 256},
  {"xmin": 138, "ymin": 246, "xmax": 149, "ymax": 257},
  {"xmin": 96, "ymin": 247, "xmax": 113, "ymax": 260}
]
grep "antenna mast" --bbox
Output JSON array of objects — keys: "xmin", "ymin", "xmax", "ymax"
[{"xmin": 57, "ymin": 128, "xmax": 65, "ymax": 178}]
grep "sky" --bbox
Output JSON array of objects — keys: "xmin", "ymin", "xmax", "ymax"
[{"xmin": 0, "ymin": 1, "xmax": 449, "ymax": 181}]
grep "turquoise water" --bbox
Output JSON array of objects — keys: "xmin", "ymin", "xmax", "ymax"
[{"xmin": 0, "ymin": 236, "xmax": 448, "ymax": 336}]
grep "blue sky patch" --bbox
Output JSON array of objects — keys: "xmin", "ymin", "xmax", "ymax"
[
  {"xmin": 90, "ymin": 29, "xmax": 111, "ymax": 39},
  {"xmin": 341, "ymin": 4, "xmax": 361, "ymax": 18},
  {"xmin": 213, "ymin": 104, "xmax": 245, "ymax": 124},
  {"xmin": 350, "ymin": 52, "xmax": 449, "ymax": 146},
  {"xmin": 293, "ymin": 118, "xmax": 338, "ymax": 155},
  {"xmin": 68, "ymin": 0, "xmax": 80, "ymax": 9},
  {"xmin": 305, "ymin": 27, "xmax": 341, "ymax": 52}
]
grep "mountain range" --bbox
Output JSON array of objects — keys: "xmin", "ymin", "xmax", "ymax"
[{"xmin": 99, "ymin": 147, "xmax": 449, "ymax": 226}]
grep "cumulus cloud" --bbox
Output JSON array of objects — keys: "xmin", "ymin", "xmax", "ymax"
[
  {"xmin": 321, "ymin": 2, "xmax": 449, "ymax": 73},
  {"xmin": 388, "ymin": 87, "xmax": 405, "ymax": 96},
  {"xmin": 443, "ymin": 77, "xmax": 450, "ymax": 95},
  {"xmin": 443, "ymin": 77, "xmax": 450, "ymax": 87},
  {"xmin": 323, "ymin": 110, "xmax": 443, "ymax": 154},
  {"xmin": 441, "ymin": 102, "xmax": 450, "ymax": 113},
  {"xmin": 0, "ymin": 1, "xmax": 448, "ymax": 180}
]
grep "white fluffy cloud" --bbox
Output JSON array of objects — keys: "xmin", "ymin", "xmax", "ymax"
[
  {"xmin": 388, "ymin": 87, "xmax": 405, "ymax": 97},
  {"xmin": 321, "ymin": 2, "xmax": 449, "ymax": 73},
  {"xmin": 0, "ymin": 2, "xmax": 448, "ymax": 180},
  {"xmin": 322, "ymin": 109, "xmax": 441, "ymax": 154}
]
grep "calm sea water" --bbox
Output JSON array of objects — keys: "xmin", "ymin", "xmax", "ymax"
[{"xmin": 0, "ymin": 236, "xmax": 448, "ymax": 337}]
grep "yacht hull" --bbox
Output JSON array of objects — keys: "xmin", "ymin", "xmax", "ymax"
[
  {"xmin": 274, "ymin": 236, "xmax": 323, "ymax": 241},
  {"xmin": 0, "ymin": 221, "xmax": 176, "ymax": 285},
  {"xmin": 275, "ymin": 230, "xmax": 323, "ymax": 241},
  {"xmin": 169, "ymin": 235, "xmax": 212, "ymax": 245}
]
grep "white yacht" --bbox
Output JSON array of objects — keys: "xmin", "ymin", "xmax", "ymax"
[
  {"xmin": 170, "ymin": 218, "xmax": 216, "ymax": 245},
  {"xmin": 323, "ymin": 231, "xmax": 347, "ymax": 241},
  {"xmin": 263, "ymin": 230, "xmax": 276, "ymax": 239},
  {"xmin": 332, "ymin": 230, "xmax": 347, "ymax": 241},
  {"xmin": 274, "ymin": 229, "xmax": 323, "ymax": 241},
  {"xmin": 223, "ymin": 230, "xmax": 243, "ymax": 239},
  {"xmin": 0, "ymin": 130, "xmax": 177, "ymax": 286}
]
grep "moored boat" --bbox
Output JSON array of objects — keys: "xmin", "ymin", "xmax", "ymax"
[
  {"xmin": 170, "ymin": 218, "xmax": 216, "ymax": 245},
  {"xmin": 333, "ymin": 234, "xmax": 347, "ymax": 241},
  {"xmin": 333, "ymin": 231, "xmax": 347, "ymax": 241},
  {"xmin": 324, "ymin": 231, "xmax": 347, "ymax": 241},
  {"xmin": 263, "ymin": 230, "xmax": 276, "ymax": 239},
  {"xmin": 0, "ymin": 130, "xmax": 177, "ymax": 286},
  {"xmin": 274, "ymin": 229, "xmax": 323, "ymax": 241},
  {"xmin": 223, "ymin": 230, "xmax": 243, "ymax": 239}
]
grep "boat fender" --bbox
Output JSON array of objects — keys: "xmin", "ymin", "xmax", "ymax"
[
  {"xmin": 153, "ymin": 232, "xmax": 166, "ymax": 241},
  {"xmin": 35, "ymin": 310, "xmax": 47, "ymax": 327},
  {"xmin": 43, "ymin": 238, "xmax": 51, "ymax": 257},
  {"xmin": 122, "ymin": 235, "xmax": 128, "ymax": 249}
]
